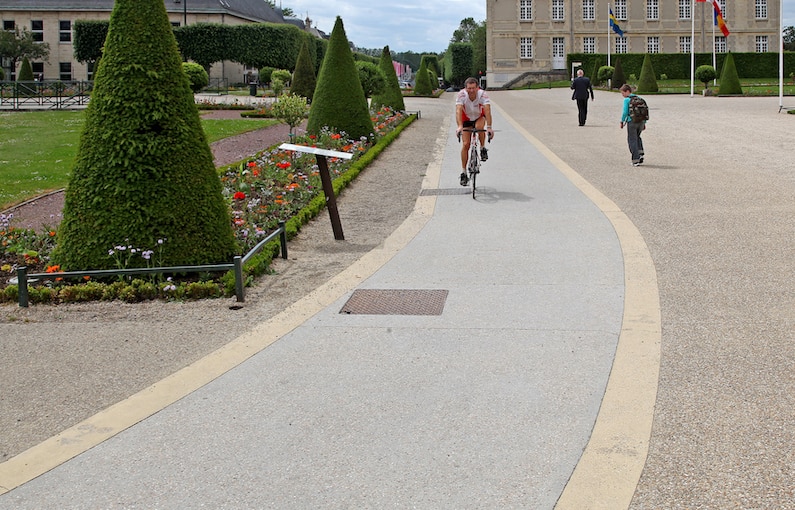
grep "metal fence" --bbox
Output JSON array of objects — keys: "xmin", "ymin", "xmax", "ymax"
[
  {"xmin": 15, "ymin": 221, "xmax": 288, "ymax": 307},
  {"xmin": 0, "ymin": 80, "xmax": 93, "ymax": 110}
]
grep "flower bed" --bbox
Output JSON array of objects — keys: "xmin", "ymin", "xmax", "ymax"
[{"xmin": 1, "ymin": 107, "xmax": 413, "ymax": 304}]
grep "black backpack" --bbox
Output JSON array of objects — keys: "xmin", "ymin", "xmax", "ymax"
[{"xmin": 629, "ymin": 95, "xmax": 649, "ymax": 123}]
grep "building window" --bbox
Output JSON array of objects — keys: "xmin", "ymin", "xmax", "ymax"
[
  {"xmin": 553, "ymin": 37, "xmax": 565, "ymax": 57},
  {"xmin": 552, "ymin": 0, "xmax": 565, "ymax": 21},
  {"xmin": 3, "ymin": 20, "xmax": 15, "ymax": 31},
  {"xmin": 582, "ymin": 0, "xmax": 595, "ymax": 20},
  {"xmin": 520, "ymin": 37, "xmax": 533, "ymax": 59},
  {"xmin": 615, "ymin": 0, "xmax": 627, "ymax": 19},
  {"xmin": 31, "ymin": 20, "xmax": 44, "ymax": 42},
  {"xmin": 59, "ymin": 62, "xmax": 72, "ymax": 81},
  {"xmin": 647, "ymin": 36, "xmax": 660, "ymax": 53},
  {"xmin": 583, "ymin": 36, "xmax": 596, "ymax": 53},
  {"xmin": 59, "ymin": 20, "xmax": 72, "ymax": 43},
  {"xmin": 755, "ymin": 35, "xmax": 768, "ymax": 52},
  {"xmin": 647, "ymin": 0, "xmax": 659, "ymax": 20},
  {"xmin": 715, "ymin": 35, "xmax": 727, "ymax": 52},
  {"xmin": 679, "ymin": 0, "xmax": 691, "ymax": 19},
  {"xmin": 719, "ymin": 0, "xmax": 728, "ymax": 20},
  {"xmin": 87, "ymin": 61, "xmax": 96, "ymax": 80},
  {"xmin": 679, "ymin": 36, "xmax": 691, "ymax": 53},
  {"xmin": 755, "ymin": 0, "xmax": 767, "ymax": 19},
  {"xmin": 520, "ymin": 0, "xmax": 533, "ymax": 20},
  {"xmin": 31, "ymin": 62, "xmax": 44, "ymax": 81},
  {"xmin": 616, "ymin": 36, "xmax": 628, "ymax": 53}
]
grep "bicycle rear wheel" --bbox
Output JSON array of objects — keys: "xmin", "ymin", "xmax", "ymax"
[{"xmin": 471, "ymin": 168, "xmax": 477, "ymax": 198}]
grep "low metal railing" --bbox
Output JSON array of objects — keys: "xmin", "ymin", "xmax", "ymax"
[
  {"xmin": 15, "ymin": 221, "xmax": 287, "ymax": 307},
  {"xmin": 0, "ymin": 80, "xmax": 93, "ymax": 110}
]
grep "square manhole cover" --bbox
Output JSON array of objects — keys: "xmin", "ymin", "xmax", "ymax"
[
  {"xmin": 420, "ymin": 188, "xmax": 471, "ymax": 196},
  {"xmin": 340, "ymin": 289, "xmax": 449, "ymax": 315}
]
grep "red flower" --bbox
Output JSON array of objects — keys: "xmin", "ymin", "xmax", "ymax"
[
  {"xmin": 331, "ymin": 133, "xmax": 341, "ymax": 140},
  {"xmin": 233, "ymin": 191, "xmax": 246, "ymax": 200},
  {"xmin": 247, "ymin": 161, "xmax": 257, "ymax": 167},
  {"xmin": 276, "ymin": 161, "xmax": 291, "ymax": 169}
]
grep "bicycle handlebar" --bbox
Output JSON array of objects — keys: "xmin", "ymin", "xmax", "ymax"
[{"xmin": 457, "ymin": 128, "xmax": 493, "ymax": 143}]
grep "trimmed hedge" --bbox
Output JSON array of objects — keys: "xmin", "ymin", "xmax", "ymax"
[
  {"xmin": 569, "ymin": 52, "xmax": 795, "ymax": 80},
  {"xmin": 54, "ymin": 0, "xmax": 235, "ymax": 270},
  {"xmin": 306, "ymin": 17, "xmax": 374, "ymax": 140},
  {"xmin": 370, "ymin": 45, "xmax": 406, "ymax": 112}
]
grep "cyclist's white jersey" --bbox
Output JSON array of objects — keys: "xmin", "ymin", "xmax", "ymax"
[{"xmin": 456, "ymin": 88, "xmax": 490, "ymax": 121}]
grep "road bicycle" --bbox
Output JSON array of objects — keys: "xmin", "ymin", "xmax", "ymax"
[{"xmin": 457, "ymin": 128, "xmax": 492, "ymax": 199}]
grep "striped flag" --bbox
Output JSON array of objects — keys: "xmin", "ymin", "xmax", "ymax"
[
  {"xmin": 609, "ymin": 7, "xmax": 624, "ymax": 37},
  {"xmin": 697, "ymin": 0, "xmax": 730, "ymax": 36}
]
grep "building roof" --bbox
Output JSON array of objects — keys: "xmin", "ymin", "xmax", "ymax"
[{"xmin": 1, "ymin": 0, "xmax": 284, "ymax": 24}]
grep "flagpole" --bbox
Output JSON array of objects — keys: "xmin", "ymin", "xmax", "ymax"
[
  {"xmin": 712, "ymin": 0, "xmax": 720, "ymax": 85},
  {"xmin": 690, "ymin": 0, "xmax": 695, "ymax": 96},
  {"xmin": 607, "ymin": 2, "xmax": 612, "ymax": 69},
  {"xmin": 779, "ymin": 0, "xmax": 784, "ymax": 109}
]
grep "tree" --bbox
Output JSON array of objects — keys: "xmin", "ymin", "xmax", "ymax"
[
  {"xmin": 182, "ymin": 62, "xmax": 209, "ymax": 92},
  {"xmin": 54, "ymin": 0, "xmax": 235, "ymax": 271},
  {"xmin": 0, "ymin": 28, "xmax": 50, "ymax": 80},
  {"xmin": 413, "ymin": 57, "xmax": 434, "ymax": 95},
  {"xmin": 264, "ymin": 0, "xmax": 294, "ymax": 17},
  {"xmin": 271, "ymin": 92, "xmax": 308, "ymax": 137},
  {"xmin": 695, "ymin": 65, "xmax": 717, "ymax": 90},
  {"xmin": 448, "ymin": 42, "xmax": 474, "ymax": 87},
  {"xmin": 355, "ymin": 61, "xmax": 386, "ymax": 98},
  {"xmin": 73, "ymin": 20, "xmax": 109, "ymax": 68},
  {"xmin": 290, "ymin": 37, "xmax": 316, "ymax": 102},
  {"xmin": 370, "ymin": 45, "xmax": 405, "ymax": 112},
  {"xmin": 717, "ymin": 52, "xmax": 743, "ymax": 95},
  {"xmin": 471, "ymin": 22, "xmax": 487, "ymax": 77},
  {"xmin": 636, "ymin": 54, "xmax": 659, "ymax": 93},
  {"xmin": 306, "ymin": 17, "xmax": 373, "ymax": 140},
  {"xmin": 784, "ymin": 26, "xmax": 795, "ymax": 51},
  {"xmin": 18, "ymin": 57, "xmax": 34, "ymax": 81},
  {"xmin": 451, "ymin": 17, "xmax": 480, "ymax": 43}
]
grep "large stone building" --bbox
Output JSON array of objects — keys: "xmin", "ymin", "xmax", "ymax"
[
  {"xmin": 0, "ymin": 0, "xmax": 287, "ymax": 83},
  {"xmin": 487, "ymin": 0, "xmax": 781, "ymax": 88}
]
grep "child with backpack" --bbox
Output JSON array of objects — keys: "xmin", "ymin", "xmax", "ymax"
[{"xmin": 619, "ymin": 84, "xmax": 649, "ymax": 166}]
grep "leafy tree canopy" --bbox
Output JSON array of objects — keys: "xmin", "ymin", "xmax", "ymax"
[
  {"xmin": 0, "ymin": 28, "xmax": 50, "ymax": 74},
  {"xmin": 450, "ymin": 17, "xmax": 483, "ymax": 44}
]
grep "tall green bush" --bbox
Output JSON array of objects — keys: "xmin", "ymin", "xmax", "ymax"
[
  {"xmin": 54, "ymin": 0, "xmax": 235, "ymax": 271},
  {"xmin": 290, "ymin": 38, "xmax": 316, "ymax": 103},
  {"xmin": 597, "ymin": 65, "xmax": 615, "ymax": 83},
  {"xmin": 695, "ymin": 65, "xmax": 717, "ymax": 89},
  {"xmin": 718, "ymin": 52, "xmax": 743, "ymax": 95},
  {"xmin": 636, "ymin": 54, "xmax": 659, "ymax": 93},
  {"xmin": 612, "ymin": 58, "xmax": 626, "ymax": 89},
  {"xmin": 306, "ymin": 17, "xmax": 374, "ymax": 140},
  {"xmin": 18, "ymin": 57, "xmax": 34, "ymax": 81},
  {"xmin": 182, "ymin": 62, "xmax": 209, "ymax": 92},
  {"xmin": 413, "ymin": 58, "xmax": 433, "ymax": 95},
  {"xmin": 370, "ymin": 45, "xmax": 406, "ymax": 112},
  {"xmin": 355, "ymin": 61, "xmax": 386, "ymax": 98}
]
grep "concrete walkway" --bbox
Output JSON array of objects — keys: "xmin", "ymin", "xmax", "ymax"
[{"xmin": 0, "ymin": 94, "xmax": 662, "ymax": 507}]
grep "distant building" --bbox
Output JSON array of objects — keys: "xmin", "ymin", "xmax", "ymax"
[
  {"xmin": 0, "ymin": 0, "xmax": 286, "ymax": 83},
  {"xmin": 487, "ymin": 0, "xmax": 780, "ymax": 88}
]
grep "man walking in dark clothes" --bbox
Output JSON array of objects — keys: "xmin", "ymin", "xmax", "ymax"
[{"xmin": 571, "ymin": 69, "xmax": 594, "ymax": 126}]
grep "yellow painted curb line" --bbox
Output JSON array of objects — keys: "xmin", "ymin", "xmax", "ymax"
[
  {"xmin": 492, "ymin": 102, "xmax": 662, "ymax": 510},
  {"xmin": 0, "ymin": 116, "xmax": 449, "ymax": 496}
]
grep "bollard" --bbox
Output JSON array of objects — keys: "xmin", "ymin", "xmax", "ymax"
[{"xmin": 16, "ymin": 266, "xmax": 29, "ymax": 307}]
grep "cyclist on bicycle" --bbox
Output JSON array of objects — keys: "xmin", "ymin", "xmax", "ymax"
[{"xmin": 455, "ymin": 77, "xmax": 494, "ymax": 186}]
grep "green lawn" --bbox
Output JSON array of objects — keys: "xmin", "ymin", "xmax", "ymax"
[{"xmin": 0, "ymin": 110, "xmax": 278, "ymax": 210}]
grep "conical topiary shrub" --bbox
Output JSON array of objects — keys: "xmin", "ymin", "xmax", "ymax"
[
  {"xmin": 636, "ymin": 54, "xmax": 658, "ymax": 93},
  {"xmin": 370, "ymin": 45, "xmax": 405, "ymax": 112},
  {"xmin": 53, "ymin": 0, "xmax": 235, "ymax": 270},
  {"xmin": 18, "ymin": 57, "xmax": 34, "ymax": 81},
  {"xmin": 290, "ymin": 37, "xmax": 316, "ymax": 103},
  {"xmin": 718, "ymin": 52, "xmax": 743, "ymax": 95},
  {"xmin": 413, "ymin": 58, "xmax": 433, "ymax": 95},
  {"xmin": 306, "ymin": 17, "xmax": 373, "ymax": 140},
  {"xmin": 611, "ymin": 58, "xmax": 626, "ymax": 89}
]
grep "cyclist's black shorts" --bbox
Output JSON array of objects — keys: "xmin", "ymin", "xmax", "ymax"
[{"xmin": 462, "ymin": 119, "xmax": 479, "ymax": 129}]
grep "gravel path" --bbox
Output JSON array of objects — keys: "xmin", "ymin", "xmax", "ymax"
[{"xmin": 0, "ymin": 97, "xmax": 446, "ymax": 461}]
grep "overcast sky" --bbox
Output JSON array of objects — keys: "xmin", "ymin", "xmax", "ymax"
[
  {"xmin": 279, "ymin": 0, "xmax": 487, "ymax": 54},
  {"xmin": 279, "ymin": 1, "xmax": 795, "ymax": 54}
]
